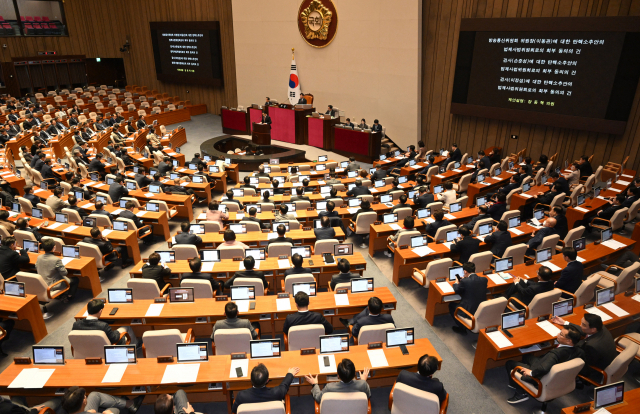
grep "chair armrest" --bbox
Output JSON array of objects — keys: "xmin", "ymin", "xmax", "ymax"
[
  {"xmin": 452, "ymin": 261, "xmax": 463, "ymax": 267},
  {"xmin": 102, "ymin": 250, "xmax": 118, "ymax": 265},
  {"xmin": 598, "ymin": 273, "xmax": 618, "ymax": 283},
  {"xmin": 615, "ymin": 334, "xmax": 640, "ymax": 350},
  {"xmin": 284, "ymin": 333, "xmax": 289, "ymax": 351},
  {"xmin": 556, "ymin": 289, "xmax": 576, "ymax": 305},
  {"xmin": 160, "ymin": 283, "xmax": 172, "ymax": 295},
  {"xmin": 454, "ymin": 306, "xmax": 475, "ymax": 331},
  {"xmin": 38, "ymin": 407, "xmax": 56, "ymax": 414},
  {"xmin": 506, "ymin": 297, "xmax": 529, "ymax": 318},
  {"xmin": 5, "ymin": 275, "xmax": 17, "ymax": 281},
  {"xmin": 411, "ymin": 268, "xmax": 426, "ymax": 286},
  {"xmin": 280, "ymin": 279, "xmax": 285, "ymax": 292},
  {"xmin": 314, "ymin": 400, "xmax": 320, "ymax": 414},
  {"xmin": 284, "ymin": 394, "xmax": 291, "ymax": 414},
  {"xmin": 535, "ymin": 203, "xmax": 550, "ymax": 211},
  {"xmin": 590, "ymin": 217, "xmax": 611, "ymax": 228},
  {"xmin": 367, "ymin": 400, "xmax": 371, "ymax": 414},
  {"xmin": 136, "ymin": 225, "xmax": 152, "ymax": 238},
  {"xmin": 184, "ymin": 328, "xmax": 194, "ymax": 343},
  {"xmin": 119, "ymin": 330, "xmax": 131, "ymax": 345},
  {"xmin": 492, "ymin": 255, "xmax": 501, "ymax": 260},
  {"xmin": 264, "ymin": 286, "xmax": 269, "ymax": 295},
  {"xmin": 388, "ymin": 381, "xmax": 396, "ymax": 411},
  {"xmin": 47, "ymin": 278, "xmax": 70, "ymax": 299},
  {"xmin": 510, "ymin": 368, "xmax": 543, "ymax": 398},
  {"xmin": 440, "ymin": 393, "xmax": 450, "ymax": 414},
  {"xmin": 327, "ymin": 281, "xmax": 333, "ymax": 292},
  {"xmin": 578, "ymin": 365, "xmax": 607, "ymax": 387},
  {"xmin": 349, "ymin": 325, "xmax": 357, "ymax": 345},
  {"xmin": 604, "ymin": 264, "xmax": 624, "ymax": 273},
  {"xmin": 524, "ymin": 255, "xmax": 535, "ymax": 261}
]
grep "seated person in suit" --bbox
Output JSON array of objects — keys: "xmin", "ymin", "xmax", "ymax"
[
  {"xmin": 284, "ymin": 253, "xmax": 312, "ymax": 276},
  {"xmin": 306, "ymin": 359, "xmax": 370, "ymax": 403},
  {"xmin": 450, "ymin": 262, "xmax": 487, "ymax": 335},
  {"xmin": 391, "ymin": 194, "xmax": 411, "ymax": 213},
  {"xmin": 274, "ymin": 204, "xmax": 298, "ymax": 222},
  {"xmin": 232, "ymin": 364, "xmax": 299, "ymax": 413},
  {"xmin": 578, "ymin": 155, "xmax": 593, "ymax": 179},
  {"xmin": 225, "ymin": 256, "xmax": 268, "ymax": 290},
  {"xmin": 346, "ymin": 180, "xmax": 371, "ymax": 197},
  {"xmin": 450, "ymin": 225, "xmax": 480, "ymax": 264},
  {"xmin": 325, "ymin": 105, "xmax": 335, "ymax": 116},
  {"xmin": 330, "ymin": 259, "xmax": 361, "ymax": 290},
  {"xmin": 36, "ymin": 238, "xmax": 78, "ymax": 302},
  {"xmin": 357, "ymin": 118, "xmax": 369, "ymax": 129},
  {"xmin": 297, "ymin": 95, "xmax": 307, "ymax": 104},
  {"xmin": 134, "ymin": 167, "xmax": 152, "ymax": 189},
  {"xmin": 371, "ymin": 119, "xmax": 382, "ymax": 132},
  {"xmin": 244, "ymin": 207, "xmax": 265, "ymax": 230},
  {"xmin": 386, "ymin": 216, "xmax": 416, "ymax": 257},
  {"xmin": 524, "ymin": 182, "xmax": 563, "ymax": 219},
  {"xmin": 82, "ymin": 226, "xmax": 131, "ymax": 268},
  {"xmin": 498, "ymin": 174, "xmax": 521, "ymax": 196},
  {"xmin": 549, "ymin": 206, "xmax": 568, "ymax": 240},
  {"xmin": 371, "ymin": 164, "xmax": 386, "ymax": 181},
  {"xmin": 464, "ymin": 205, "xmax": 491, "ymax": 231},
  {"xmin": 314, "ymin": 216, "xmax": 336, "ymax": 241},
  {"xmin": 92, "ymin": 201, "xmax": 115, "ymax": 223},
  {"xmin": 324, "ymin": 187, "xmax": 340, "ymax": 200},
  {"xmin": 319, "ymin": 200, "xmax": 339, "ymax": 218},
  {"xmin": 504, "ymin": 266, "xmax": 554, "ymax": 309},
  {"xmin": 555, "ymin": 247, "xmax": 584, "ymax": 297},
  {"xmin": 414, "ymin": 186, "xmax": 435, "ymax": 209},
  {"xmin": 108, "ymin": 176, "xmax": 128, "ymax": 203},
  {"xmin": 549, "ymin": 171, "xmax": 569, "ymax": 195},
  {"xmin": 351, "ymin": 199, "xmax": 373, "ymax": 224},
  {"xmin": 283, "ymin": 291, "xmax": 333, "ymax": 335},
  {"xmin": 344, "ymin": 296, "xmax": 395, "ymax": 338},
  {"xmin": 425, "ymin": 211, "xmax": 451, "ymax": 238},
  {"xmin": 395, "ymin": 145, "xmax": 417, "ymax": 169},
  {"xmin": 443, "ymin": 143, "xmax": 462, "ymax": 166},
  {"xmin": 72, "ymin": 299, "xmax": 134, "ymax": 345},
  {"xmin": 597, "ymin": 194, "xmax": 625, "ymax": 221},
  {"xmin": 484, "ymin": 220, "xmax": 512, "ymax": 257},
  {"xmin": 290, "ymin": 186, "xmax": 310, "ymax": 202},
  {"xmin": 343, "ymin": 117, "xmax": 355, "ymax": 128},
  {"xmin": 416, "ymin": 154, "xmax": 437, "ymax": 176},
  {"xmin": 174, "ymin": 221, "xmax": 202, "ymax": 246},
  {"xmin": 178, "ymin": 256, "xmax": 223, "ymax": 293},
  {"xmin": 45, "ymin": 187, "xmax": 69, "ymax": 214},
  {"xmin": 88, "ymin": 153, "xmax": 106, "ymax": 177},
  {"xmin": 487, "ymin": 192, "xmax": 507, "ymax": 221},
  {"xmin": 268, "ymin": 224, "xmax": 294, "ymax": 246},
  {"xmin": 437, "ymin": 181, "xmax": 457, "ymax": 207},
  {"xmin": 268, "ymin": 179, "xmax": 284, "ymax": 195},
  {"xmin": 40, "ymin": 158, "xmax": 59, "ymax": 186},
  {"xmin": 63, "ymin": 387, "xmax": 143, "ymax": 414},
  {"xmin": 396, "ymin": 354, "xmax": 447, "ymax": 404},
  {"xmin": 65, "ymin": 195, "xmax": 88, "ymax": 219},
  {"xmin": 240, "ymin": 176, "xmax": 256, "ymax": 191},
  {"xmin": 142, "ymin": 252, "xmax": 172, "ymax": 290},
  {"xmin": 505, "ymin": 325, "xmax": 583, "ymax": 404},
  {"xmin": 205, "ymin": 200, "xmax": 228, "ymax": 228},
  {"xmin": 346, "ymin": 157, "xmax": 360, "ymax": 172},
  {"xmin": 224, "ymin": 190, "xmax": 243, "ymax": 209},
  {"xmin": 15, "ymin": 217, "xmax": 45, "ymax": 242},
  {"xmin": 525, "ymin": 217, "xmax": 556, "ymax": 256},
  {"xmin": 211, "ymin": 302, "xmax": 259, "ymax": 341}
]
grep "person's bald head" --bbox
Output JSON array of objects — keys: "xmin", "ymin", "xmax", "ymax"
[{"xmin": 544, "ymin": 217, "xmax": 556, "ymax": 228}]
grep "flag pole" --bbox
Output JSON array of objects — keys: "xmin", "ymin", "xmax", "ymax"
[{"xmin": 292, "ymin": 48, "xmax": 295, "ymax": 59}]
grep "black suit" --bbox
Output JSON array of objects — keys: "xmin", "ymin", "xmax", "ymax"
[
  {"xmin": 555, "ymin": 177, "xmax": 570, "ymax": 195},
  {"xmin": 506, "ymin": 346, "xmax": 585, "ymax": 391},
  {"xmin": 554, "ymin": 214, "xmax": 568, "ymax": 240},
  {"xmin": 23, "ymin": 193, "xmax": 40, "ymax": 207},
  {"xmin": 527, "ymin": 226, "xmax": 555, "ymax": 252},
  {"xmin": 499, "ymin": 182, "xmax": 519, "ymax": 195},
  {"xmin": 137, "ymin": 120, "xmax": 146, "ymax": 129},
  {"xmin": 450, "ymin": 235, "xmax": 480, "ymax": 264},
  {"xmin": 351, "ymin": 308, "xmax": 394, "ymax": 338},
  {"xmin": 579, "ymin": 161, "xmax": 593, "ymax": 179},
  {"xmin": 555, "ymin": 261, "xmax": 584, "ymax": 297},
  {"xmin": 314, "ymin": 227, "xmax": 336, "ymax": 241},
  {"xmin": 284, "ymin": 267, "xmax": 312, "ymax": 276},
  {"xmin": 464, "ymin": 213, "xmax": 492, "ymax": 230},
  {"xmin": 396, "ymin": 371, "xmax": 447, "ymax": 404},
  {"xmin": 283, "ymin": 311, "xmax": 333, "ymax": 335},
  {"xmin": 66, "ymin": 204, "xmax": 88, "ymax": 219},
  {"xmin": 88, "ymin": 158, "xmax": 105, "ymax": 174},
  {"xmin": 40, "ymin": 164, "xmax": 57, "ymax": 182},
  {"xmin": 142, "ymin": 263, "xmax": 172, "ymax": 290},
  {"xmin": 371, "ymin": 169, "xmax": 387, "ymax": 181},
  {"xmin": 487, "ymin": 202, "xmax": 507, "ymax": 221},
  {"xmin": 267, "ymin": 236, "xmax": 293, "ymax": 246},
  {"xmin": 505, "ymin": 279, "xmax": 555, "ymax": 308},
  {"xmin": 262, "ymin": 115, "xmax": 272, "ymax": 126},
  {"xmin": 232, "ymin": 373, "xmax": 294, "ymax": 413},
  {"xmin": 135, "ymin": 173, "xmax": 152, "ymax": 188},
  {"xmin": 330, "ymin": 272, "xmax": 361, "ymax": 290},
  {"xmin": 120, "ymin": 210, "xmax": 144, "ymax": 228},
  {"xmin": 484, "ymin": 230, "xmax": 512, "ymax": 257},
  {"xmin": 598, "ymin": 204, "xmax": 624, "ymax": 221},
  {"xmin": 425, "ymin": 219, "xmax": 451, "ymax": 238},
  {"xmin": 71, "ymin": 318, "xmax": 125, "ymax": 344},
  {"xmin": 346, "ymin": 186, "xmax": 371, "ymax": 197},
  {"xmin": 174, "ymin": 232, "xmax": 202, "ymax": 246},
  {"xmin": 449, "ymin": 273, "xmax": 488, "ymax": 328},
  {"xmin": 567, "ymin": 323, "xmax": 617, "ymax": 375},
  {"xmin": 181, "ymin": 272, "xmax": 221, "ymax": 292},
  {"xmin": 0, "ymin": 246, "xmax": 30, "ymax": 278},
  {"xmin": 225, "ymin": 269, "xmax": 268, "ymax": 289},
  {"xmin": 414, "ymin": 193, "xmax": 435, "ymax": 209},
  {"xmin": 318, "ymin": 210, "xmax": 339, "ymax": 218},
  {"xmin": 243, "ymin": 216, "xmax": 265, "ymax": 229},
  {"xmin": 108, "ymin": 182, "xmax": 128, "ymax": 203}
]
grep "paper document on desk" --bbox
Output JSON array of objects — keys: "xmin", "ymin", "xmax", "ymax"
[
  {"xmin": 444, "ymin": 213, "xmax": 456, "ymax": 220},
  {"xmin": 145, "ymin": 304, "xmax": 164, "ymax": 317},
  {"xmin": 347, "ymin": 208, "xmax": 359, "ymax": 214},
  {"xmin": 102, "ymin": 364, "xmax": 127, "ymax": 383},
  {"xmin": 436, "ymin": 282, "xmax": 454, "ymax": 294},
  {"xmin": 593, "ymin": 408, "xmax": 612, "ymax": 414},
  {"xmin": 198, "ymin": 213, "xmax": 206, "ymax": 220},
  {"xmin": 144, "ymin": 193, "xmax": 154, "ymax": 197},
  {"xmin": 615, "ymin": 180, "xmax": 630, "ymax": 186},
  {"xmin": 453, "ymin": 169, "xmax": 463, "ymax": 173},
  {"xmin": 435, "ymin": 174, "xmax": 444, "ymax": 178},
  {"xmin": 134, "ymin": 211, "xmax": 146, "ymax": 217},
  {"xmin": 521, "ymin": 194, "xmax": 533, "ymax": 198},
  {"xmin": 536, "ymin": 320, "xmax": 561, "ymax": 337},
  {"xmin": 610, "ymin": 188, "xmax": 621, "ymax": 192},
  {"xmin": 543, "ymin": 262, "xmax": 562, "ymax": 272},
  {"xmin": 477, "ymin": 235, "xmax": 486, "ymax": 242},
  {"xmin": 161, "ymin": 364, "xmax": 200, "ymax": 384},
  {"xmin": 389, "ymin": 223, "xmax": 401, "ymax": 230},
  {"xmin": 519, "ymin": 344, "xmax": 542, "ymax": 353},
  {"xmin": 63, "ymin": 226, "xmax": 78, "ymax": 233},
  {"xmin": 487, "ymin": 331, "xmax": 512, "ymax": 349},
  {"xmin": 267, "ymin": 233, "xmax": 278, "ymax": 240},
  {"xmin": 201, "ymin": 262, "xmax": 215, "ymax": 272},
  {"xmin": 411, "ymin": 165, "xmax": 422, "ymax": 169},
  {"xmin": 235, "ymin": 300, "xmax": 250, "ymax": 313},
  {"xmin": 367, "ymin": 349, "xmax": 389, "ymax": 368},
  {"xmin": 442, "ymin": 242, "xmax": 453, "ymax": 250},
  {"xmin": 508, "ymin": 228, "xmax": 524, "ymax": 235},
  {"xmin": 46, "ymin": 222, "xmax": 63, "ymax": 229},
  {"xmin": 586, "ymin": 307, "xmax": 612, "ymax": 322},
  {"xmin": 633, "ymin": 294, "xmax": 640, "ymax": 303},
  {"xmin": 61, "ymin": 257, "xmax": 75, "ymax": 266},
  {"xmin": 112, "ymin": 209, "xmax": 124, "ymax": 215},
  {"xmin": 486, "ymin": 273, "xmax": 507, "ymax": 285},
  {"xmin": 317, "ymin": 180, "xmax": 325, "ymax": 185},
  {"xmin": 230, "ymin": 359, "xmax": 249, "ymax": 378},
  {"xmin": 480, "ymin": 181, "xmax": 492, "ymax": 186},
  {"xmin": 601, "ymin": 303, "xmax": 629, "ymax": 317},
  {"xmin": 236, "ymin": 213, "xmax": 245, "ymax": 220},
  {"xmin": 278, "ymin": 259, "xmax": 290, "ymax": 269},
  {"xmin": 335, "ymin": 294, "xmax": 349, "ymax": 306},
  {"xmin": 577, "ymin": 256, "xmax": 586, "ymax": 263},
  {"xmin": 412, "ymin": 246, "xmax": 434, "ymax": 257},
  {"xmin": 102, "ymin": 229, "xmax": 113, "ymax": 237},
  {"xmin": 318, "ymin": 354, "xmax": 337, "ymax": 374},
  {"xmin": 602, "ymin": 239, "xmax": 627, "ymax": 250},
  {"xmin": 574, "ymin": 207, "xmax": 589, "ymax": 213},
  {"xmin": 276, "ymin": 298, "xmax": 291, "ymax": 311}
]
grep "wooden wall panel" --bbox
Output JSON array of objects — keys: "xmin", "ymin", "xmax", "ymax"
[
  {"xmin": 422, "ymin": 0, "xmax": 640, "ymax": 171},
  {"xmin": 0, "ymin": 0, "xmax": 237, "ymax": 114}
]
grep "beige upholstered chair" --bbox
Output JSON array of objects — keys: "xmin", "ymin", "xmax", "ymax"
[
  {"xmin": 201, "ymin": 221, "xmax": 221, "ymax": 233},
  {"xmin": 37, "ymin": 203, "xmax": 55, "ymax": 219},
  {"xmin": 233, "ymin": 277, "xmax": 267, "ymax": 296},
  {"xmin": 468, "ymin": 251, "xmax": 493, "ymax": 273},
  {"xmin": 508, "ymin": 289, "xmax": 562, "ymax": 319},
  {"xmin": 314, "ymin": 239, "xmax": 339, "ymax": 256},
  {"xmin": 471, "ymin": 218, "xmax": 493, "ymax": 235},
  {"xmin": 538, "ymin": 234, "xmax": 560, "ymax": 252},
  {"xmin": 222, "ymin": 201, "xmax": 240, "ymax": 212},
  {"xmin": 615, "ymin": 334, "xmax": 640, "ymax": 362},
  {"xmin": 591, "ymin": 207, "xmax": 628, "ymax": 233},
  {"xmin": 16, "ymin": 271, "xmax": 70, "ymax": 319},
  {"xmin": 452, "ymin": 173, "xmax": 472, "ymax": 193},
  {"xmin": 316, "ymin": 392, "xmax": 370, "ymax": 414},
  {"xmin": 127, "ymin": 278, "xmax": 170, "ymax": 300},
  {"xmin": 392, "ymin": 230, "xmax": 421, "ymax": 249},
  {"xmin": 78, "ymin": 242, "xmax": 118, "ymax": 270},
  {"xmin": 268, "ymin": 242, "xmax": 292, "ymax": 258},
  {"xmin": 62, "ymin": 208, "xmax": 83, "ymax": 224},
  {"xmin": 213, "ymin": 328, "xmax": 252, "ymax": 355},
  {"xmin": 17, "ymin": 197, "xmax": 33, "ymax": 215},
  {"xmin": 180, "ymin": 279, "xmax": 214, "ymax": 298},
  {"xmin": 237, "ymin": 400, "xmax": 288, "ymax": 414},
  {"xmin": 354, "ymin": 323, "xmax": 395, "ymax": 345},
  {"xmin": 511, "ymin": 358, "xmax": 585, "ymax": 414},
  {"xmin": 14, "ymin": 230, "xmax": 37, "ymax": 248},
  {"xmin": 431, "ymin": 224, "xmax": 456, "ymax": 242},
  {"xmin": 89, "ymin": 213, "xmax": 112, "ymax": 228},
  {"xmin": 498, "ymin": 210, "xmax": 519, "ymax": 223},
  {"xmin": 580, "ymin": 343, "xmax": 638, "ymax": 386},
  {"xmin": 596, "ymin": 262, "xmax": 639, "ymax": 294},
  {"xmin": 389, "ymin": 382, "xmax": 448, "ymax": 414},
  {"xmin": 455, "ymin": 297, "xmax": 507, "ymax": 334},
  {"xmin": 219, "ymin": 245, "xmax": 245, "ymax": 260},
  {"xmin": 173, "ymin": 245, "xmax": 199, "ymax": 261},
  {"xmin": 284, "ymin": 324, "xmax": 325, "ymax": 351},
  {"xmin": 412, "ymin": 258, "xmax": 453, "ymax": 288},
  {"xmin": 142, "ymin": 328, "xmax": 193, "ymax": 357},
  {"xmin": 569, "ymin": 274, "xmax": 601, "ymax": 307},
  {"xmin": 293, "ymin": 200, "xmax": 310, "ymax": 210},
  {"xmin": 501, "ymin": 244, "xmax": 527, "ymax": 265},
  {"xmin": 282, "ymin": 274, "xmax": 315, "ymax": 294},
  {"xmin": 558, "ymin": 226, "xmax": 585, "ymax": 252},
  {"xmin": 426, "ymin": 202, "xmax": 443, "ymax": 215},
  {"xmin": 239, "ymin": 221, "xmax": 261, "ymax": 232},
  {"xmin": 69, "ymin": 330, "xmax": 129, "ymax": 359},
  {"xmin": 349, "ymin": 212, "xmax": 377, "ymax": 243}
]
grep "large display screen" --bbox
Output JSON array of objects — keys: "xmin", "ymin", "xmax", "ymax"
[
  {"xmin": 451, "ymin": 17, "xmax": 640, "ymax": 134},
  {"xmin": 150, "ymin": 21, "xmax": 223, "ymax": 86}
]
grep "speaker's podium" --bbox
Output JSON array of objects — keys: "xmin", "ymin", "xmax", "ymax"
[{"xmin": 252, "ymin": 123, "xmax": 271, "ymax": 146}]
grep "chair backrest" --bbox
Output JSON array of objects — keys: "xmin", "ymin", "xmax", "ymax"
[
  {"xmin": 213, "ymin": 328, "xmax": 252, "ymax": 355},
  {"xmin": 456, "ymin": 173, "xmax": 472, "ymax": 192},
  {"xmin": 574, "ymin": 274, "xmax": 601, "ymax": 307},
  {"xmin": 173, "ymin": 245, "xmax": 199, "ymax": 261},
  {"xmin": 37, "ymin": 202, "xmax": 55, "ymax": 219},
  {"xmin": 499, "ymin": 210, "xmax": 520, "ymax": 222},
  {"xmin": 268, "ymin": 242, "xmax": 292, "ymax": 257},
  {"xmin": 222, "ymin": 201, "xmax": 239, "ymax": 212},
  {"xmin": 358, "ymin": 323, "xmax": 395, "ymax": 344},
  {"xmin": 610, "ymin": 207, "xmax": 628, "ymax": 231},
  {"xmin": 472, "ymin": 297, "xmax": 508, "ymax": 333},
  {"xmin": 17, "ymin": 197, "xmax": 33, "ymax": 215},
  {"xmin": 425, "ymin": 166, "xmax": 439, "ymax": 183},
  {"xmin": 604, "ymin": 343, "xmax": 638, "ymax": 384},
  {"xmin": 14, "ymin": 230, "xmax": 37, "ymax": 248},
  {"xmin": 353, "ymin": 212, "xmax": 377, "ymax": 234},
  {"xmin": 472, "ymin": 218, "xmax": 494, "ymax": 235},
  {"xmin": 283, "ymin": 274, "xmax": 315, "ymax": 294},
  {"xmin": 319, "ymin": 392, "xmax": 369, "ymax": 414},
  {"xmin": 528, "ymin": 289, "xmax": 563, "ymax": 319},
  {"xmin": 218, "ymin": 245, "xmax": 245, "ymax": 260},
  {"xmin": 126, "ymin": 278, "xmax": 161, "ymax": 300},
  {"xmin": 201, "ymin": 221, "xmax": 221, "ymax": 233},
  {"xmin": 68, "ymin": 331, "xmax": 110, "ymax": 359},
  {"xmin": 237, "ymin": 401, "xmax": 285, "ymax": 414},
  {"xmin": 394, "ymin": 207, "xmax": 413, "ymax": 223},
  {"xmin": 503, "ymin": 243, "xmax": 527, "ymax": 265},
  {"xmin": 426, "ymin": 201, "xmax": 443, "ymax": 215},
  {"xmin": 395, "ymin": 230, "xmax": 421, "ymax": 248},
  {"xmin": 611, "ymin": 261, "xmax": 640, "ymax": 294},
  {"xmin": 562, "ymin": 226, "xmax": 585, "ymax": 246},
  {"xmin": 625, "ymin": 198, "xmax": 640, "ymax": 223},
  {"xmin": 89, "ymin": 214, "xmax": 112, "ymax": 228},
  {"xmin": 391, "ymin": 382, "xmax": 440, "ymax": 414},
  {"xmin": 417, "ymin": 258, "xmax": 453, "ymax": 287},
  {"xmin": 469, "ymin": 251, "xmax": 493, "ymax": 272},
  {"xmin": 234, "ymin": 277, "xmax": 265, "ymax": 296},
  {"xmin": 180, "ymin": 279, "xmax": 213, "ymax": 298},
  {"xmin": 568, "ymin": 185, "xmax": 584, "ymax": 206},
  {"xmin": 77, "ymin": 242, "xmax": 107, "ymax": 269},
  {"xmin": 537, "ymin": 358, "xmax": 585, "ymax": 402},
  {"xmin": 314, "ymin": 239, "xmax": 339, "ymax": 256},
  {"xmin": 294, "ymin": 200, "xmax": 311, "ymax": 210},
  {"xmin": 142, "ymin": 329, "xmax": 185, "ymax": 357},
  {"xmin": 538, "ymin": 234, "xmax": 560, "ymax": 251},
  {"xmin": 549, "ymin": 192, "xmax": 566, "ymax": 209},
  {"xmin": 239, "ymin": 221, "xmax": 261, "ymax": 232},
  {"xmin": 16, "ymin": 271, "xmax": 49, "ymax": 302},
  {"xmin": 433, "ymin": 224, "xmax": 456, "ymax": 242},
  {"xmin": 288, "ymin": 324, "xmax": 325, "ymax": 351}
]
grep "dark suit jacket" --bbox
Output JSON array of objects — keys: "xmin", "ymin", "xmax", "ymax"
[
  {"xmin": 318, "ymin": 210, "xmax": 339, "ymax": 218},
  {"xmin": 243, "ymin": 216, "xmax": 265, "ymax": 229},
  {"xmin": 599, "ymin": 204, "xmax": 624, "ymax": 221},
  {"xmin": 568, "ymin": 324, "xmax": 617, "ymax": 373},
  {"xmin": 555, "ymin": 214, "xmax": 568, "ymax": 240},
  {"xmin": 284, "ymin": 267, "xmax": 312, "ymax": 276},
  {"xmin": 450, "ymin": 236, "xmax": 481, "ymax": 264},
  {"xmin": 330, "ymin": 272, "xmax": 361, "ymax": 290},
  {"xmin": 158, "ymin": 161, "xmax": 171, "ymax": 175},
  {"xmin": 371, "ymin": 169, "xmax": 387, "ymax": 180},
  {"xmin": 41, "ymin": 164, "xmax": 56, "ymax": 181},
  {"xmin": 135, "ymin": 173, "xmax": 152, "ymax": 188},
  {"xmin": 448, "ymin": 148, "xmax": 462, "ymax": 163},
  {"xmin": 108, "ymin": 182, "xmax": 128, "ymax": 203},
  {"xmin": 484, "ymin": 230, "xmax": 512, "ymax": 257},
  {"xmin": 267, "ymin": 236, "xmax": 293, "ymax": 246},
  {"xmin": 527, "ymin": 227, "xmax": 555, "ymax": 249},
  {"xmin": 465, "ymin": 213, "xmax": 492, "ymax": 230},
  {"xmin": 175, "ymin": 232, "xmax": 202, "ymax": 246},
  {"xmin": 414, "ymin": 193, "xmax": 435, "ymax": 209},
  {"xmin": 480, "ymin": 156, "xmax": 492, "ymax": 170},
  {"xmin": 555, "ymin": 261, "xmax": 584, "ymax": 295},
  {"xmin": 141, "ymin": 263, "xmax": 172, "ymax": 290},
  {"xmin": 452, "ymin": 273, "xmax": 487, "ymax": 315},
  {"xmin": 180, "ymin": 272, "xmax": 220, "ymax": 292},
  {"xmin": 555, "ymin": 177, "xmax": 570, "ymax": 195},
  {"xmin": 67, "ymin": 204, "xmax": 88, "ymax": 219},
  {"xmin": 137, "ymin": 120, "xmax": 146, "ymax": 129},
  {"xmin": 0, "ymin": 245, "xmax": 30, "ymax": 278},
  {"xmin": 225, "ymin": 270, "xmax": 268, "ymax": 289},
  {"xmin": 527, "ymin": 346, "xmax": 585, "ymax": 378},
  {"xmin": 88, "ymin": 158, "xmax": 105, "ymax": 173},
  {"xmin": 487, "ymin": 202, "xmax": 507, "ymax": 221},
  {"xmin": 24, "ymin": 193, "xmax": 40, "ymax": 207},
  {"xmin": 346, "ymin": 186, "xmax": 371, "ymax": 197},
  {"xmin": 71, "ymin": 318, "xmax": 124, "ymax": 344},
  {"xmin": 262, "ymin": 115, "xmax": 272, "ymax": 125},
  {"xmin": 81, "ymin": 237, "xmax": 114, "ymax": 255},
  {"xmin": 120, "ymin": 210, "xmax": 143, "ymax": 228},
  {"xmin": 508, "ymin": 279, "xmax": 555, "ymax": 307},
  {"xmin": 396, "ymin": 371, "xmax": 447, "ymax": 404},
  {"xmin": 314, "ymin": 227, "xmax": 336, "ymax": 241},
  {"xmin": 232, "ymin": 373, "xmax": 293, "ymax": 413},
  {"xmin": 579, "ymin": 162, "xmax": 593, "ymax": 178},
  {"xmin": 537, "ymin": 190, "xmax": 562, "ymax": 207},
  {"xmin": 425, "ymin": 219, "xmax": 451, "ymax": 238},
  {"xmin": 351, "ymin": 308, "xmax": 394, "ymax": 338},
  {"xmin": 283, "ymin": 311, "xmax": 333, "ymax": 335},
  {"xmin": 499, "ymin": 182, "xmax": 519, "ymax": 195},
  {"xmin": 92, "ymin": 209, "xmax": 114, "ymax": 222}
]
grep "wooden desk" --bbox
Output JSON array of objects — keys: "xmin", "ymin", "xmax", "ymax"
[
  {"xmin": 25, "ymin": 252, "xmax": 102, "ymax": 298},
  {"xmin": 466, "ymin": 172, "xmax": 515, "ymax": 207},
  {"xmin": 251, "ymin": 123, "xmax": 270, "ymax": 146},
  {"xmin": 509, "ymin": 184, "xmax": 550, "ymax": 212},
  {"xmin": 266, "ymin": 105, "xmax": 313, "ymax": 145},
  {"xmin": 333, "ymin": 127, "xmax": 382, "ymax": 164},
  {"xmin": 566, "ymin": 197, "xmax": 609, "ymax": 229},
  {"xmin": 430, "ymin": 165, "xmax": 475, "ymax": 192},
  {"xmin": 561, "ymin": 387, "xmax": 640, "ymax": 414},
  {"xmin": 398, "ymin": 156, "xmax": 448, "ymax": 176},
  {"xmin": 128, "ymin": 190, "xmax": 193, "ymax": 222},
  {"xmin": 221, "ymin": 107, "xmax": 250, "ymax": 135},
  {"xmin": 0, "ymin": 294, "xmax": 47, "ymax": 343},
  {"xmin": 307, "ymin": 116, "xmax": 339, "ymax": 149},
  {"xmin": 80, "ymin": 204, "xmax": 171, "ymax": 242},
  {"xmin": 0, "ymin": 169, "xmax": 27, "ymax": 196}
]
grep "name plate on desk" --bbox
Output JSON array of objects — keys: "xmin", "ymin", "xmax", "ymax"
[
  {"xmin": 218, "ymin": 231, "xmax": 226, "ymax": 234},
  {"xmin": 307, "ymin": 207, "xmax": 314, "ymax": 211},
  {"xmin": 300, "ymin": 348, "xmax": 316, "ymax": 355},
  {"xmin": 215, "ymin": 295, "xmax": 229, "ymax": 301},
  {"xmin": 303, "ymin": 227, "xmax": 312, "ymax": 231},
  {"xmin": 537, "ymin": 315, "xmax": 549, "ymax": 322},
  {"xmin": 157, "ymin": 356, "xmax": 174, "ymax": 363},
  {"xmin": 85, "ymin": 358, "xmax": 102, "ymax": 365},
  {"xmin": 233, "ymin": 257, "xmax": 243, "ymax": 261},
  {"xmin": 262, "ymin": 229, "xmax": 270, "ymax": 233},
  {"xmin": 436, "ymin": 278, "xmax": 446, "ymax": 283},
  {"xmin": 336, "ymin": 288, "xmax": 348, "ymax": 294},
  {"xmin": 572, "ymin": 402, "xmax": 592, "ymax": 413},
  {"xmin": 14, "ymin": 357, "xmax": 31, "ymax": 365},
  {"xmin": 368, "ymin": 342, "xmax": 383, "ymax": 349},
  {"xmin": 154, "ymin": 297, "xmax": 167, "ymax": 303},
  {"xmin": 278, "ymin": 255, "xmax": 288, "ymax": 259},
  {"xmin": 399, "ymin": 245, "xmax": 408, "ymax": 250},
  {"xmin": 374, "ymin": 221, "xmax": 382, "ymax": 225},
  {"xmin": 485, "ymin": 326, "xmax": 499, "ymax": 333},
  {"xmin": 278, "ymin": 293, "xmax": 290, "ymax": 298},
  {"xmin": 584, "ymin": 303, "xmax": 594, "ymax": 309},
  {"xmin": 231, "ymin": 352, "xmax": 247, "ymax": 360}
]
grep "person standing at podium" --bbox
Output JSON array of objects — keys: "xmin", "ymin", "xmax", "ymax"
[{"xmin": 261, "ymin": 112, "xmax": 271, "ymax": 128}]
